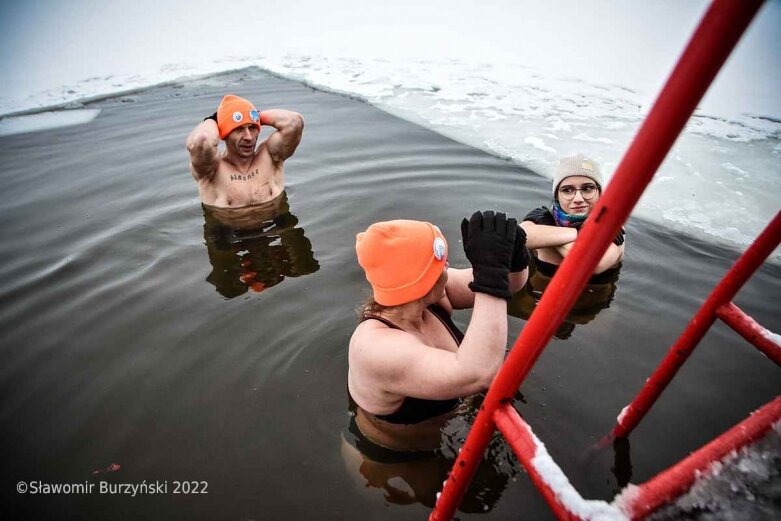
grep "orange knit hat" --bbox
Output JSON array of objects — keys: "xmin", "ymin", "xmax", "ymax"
[
  {"xmin": 356, "ymin": 220, "xmax": 448, "ymax": 306},
  {"xmin": 216, "ymin": 95, "xmax": 261, "ymax": 139}
]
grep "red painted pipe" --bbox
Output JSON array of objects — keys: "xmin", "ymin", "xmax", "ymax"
[
  {"xmin": 613, "ymin": 212, "xmax": 781, "ymax": 439},
  {"xmin": 431, "ymin": 1, "xmax": 766, "ymax": 519},
  {"xmin": 623, "ymin": 396, "xmax": 781, "ymax": 520},
  {"xmin": 494, "ymin": 404, "xmax": 581, "ymax": 520},
  {"xmin": 717, "ymin": 302, "xmax": 781, "ymax": 366}
]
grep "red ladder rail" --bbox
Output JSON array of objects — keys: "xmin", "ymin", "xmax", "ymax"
[
  {"xmin": 716, "ymin": 302, "xmax": 781, "ymax": 366},
  {"xmin": 621, "ymin": 396, "xmax": 781, "ymax": 520},
  {"xmin": 430, "ymin": 0, "xmax": 767, "ymax": 519},
  {"xmin": 613, "ymin": 211, "xmax": 781, "ymax": 440},
  {"xmin": 492, "ymin": 404, "xmax": 577, "ymax": 520},
  {"xmin": 493, "ymin": 403, "xmax": 626, "ymax": 520},
  {"xmin": 493, "ymin": 397, "xmax": 781, "ymax": 521}
]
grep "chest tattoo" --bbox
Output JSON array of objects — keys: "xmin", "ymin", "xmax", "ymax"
[{"xmin": 230, "ymin": 169, "xmax": 260, "ymax": 182}]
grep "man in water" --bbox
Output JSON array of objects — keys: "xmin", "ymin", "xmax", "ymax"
[{"xmin": 186, "ymin": 94, "xmax": 304, "ymax": 207}]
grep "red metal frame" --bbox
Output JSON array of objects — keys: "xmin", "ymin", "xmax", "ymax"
[
  {"xmin": 717, "ymin": 302, "xmax": 781, "ymax": 366},
  {"xmin": 495, "ymin": 397, "xmax": 781, "ymax": 521},
  {"xmin": 612, "ymin": 211, "xmax": 781, "ymax": 439},
  {"xmin": 622, "ymin": 396, "xmax": 781, "ymax": 520},
  {"xmin": 493, "ymin": 404, "xmax": 578, "ymax": 520},
  {"xmin": 430, "ymin": 1, "xmax": 770, "ymax": 519}
]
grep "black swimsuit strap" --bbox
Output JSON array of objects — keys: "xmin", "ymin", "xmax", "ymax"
[
  {"xmin": 360, "ymin": 304, "xmax": 460, "ymax": 339},
  {"xmin": 425, "ymin": 304, "xmax": 465, "ymax": 344},
  {"xmin": 360, "ymin": 313, "xmax": 403, "ymax": 330}
]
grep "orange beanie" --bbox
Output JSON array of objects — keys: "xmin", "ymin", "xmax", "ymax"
[
  {"xmin": 216, "ymin": 95, "xmax": 261, "ymax": 139},
  {"xmin": 356, "ymin": 220, "xmax": 448, "ymax": 306}
]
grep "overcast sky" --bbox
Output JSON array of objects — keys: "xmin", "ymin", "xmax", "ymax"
[{"xmin": 2, "ymin": 0, "xmax": 779, "ymax": 117}]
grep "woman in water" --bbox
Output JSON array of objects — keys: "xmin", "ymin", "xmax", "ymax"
[
  {"xmin": 343, "ymin": 210, "xmax": 528, "ymax": 507},
  {"xmin": 348, "ymin": 211, "xmax": 528, "ymax": 432},
  {"xmin": 520, "ymin": 154, "xmax": 625, "ymax": 277}
]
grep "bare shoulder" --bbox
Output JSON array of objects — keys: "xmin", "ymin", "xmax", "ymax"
[
  {"xmin": 349, "ymin": 321, "xmax": 418, "ymax": 376},
  {"xmin": 350, "ymin": 320, "xmax": 403, "ymax": 357}
]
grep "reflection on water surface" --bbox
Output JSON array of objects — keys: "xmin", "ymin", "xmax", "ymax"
[
  {"xmin": 341, "ymin": 397, "xmax": 520, "ymax": 513},
  {"xmin": 509, "ymin": 259, "xmax": 621, "ymax": 340},
  {"xmin": 202, "ymin": 192, "xmax": 319, "ymax": 298}
]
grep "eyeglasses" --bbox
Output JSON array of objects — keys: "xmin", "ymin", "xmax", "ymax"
[{"xmin": 558, "ymin": 184, "xmax": 599, "ymax": 200}]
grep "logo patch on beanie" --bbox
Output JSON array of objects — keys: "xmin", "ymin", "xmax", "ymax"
[
  {"xmin": 433, "ymin": 237, "xmax": 446, "ymax": 261},
  {"xmin": 249, "ymin": 110, "xmax": 259, "ymax": 122},
  {"xmin": 581, "ymin": 160, "xmax": 594, "ymax": 171},
  {"xmin": 232, "ymin": 112, "xmax": 244, "ymax": 123}
]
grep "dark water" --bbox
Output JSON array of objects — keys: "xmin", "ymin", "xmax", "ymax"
[{"xmin": 1, "ymin": 68, "xmax": 779, "ymax": 520}]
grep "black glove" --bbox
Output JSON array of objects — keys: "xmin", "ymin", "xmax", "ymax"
[
  {"xmin": 461, "ymin": 211, "xmax": 516, "ymax": 300},
  {"xmin": 204, "ymin": 112, "xmax": 218, "ymax": 123},
  {"xmin": 510, "ymin": 225, "xmax": 529, "ymax": 272}
]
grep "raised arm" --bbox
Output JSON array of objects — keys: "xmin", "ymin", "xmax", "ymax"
[
  {"xmin": 351, "ymin": 211, "xmax": 519, "ymax": 401},
  {"xmin": 353, "ymin": 292, "xmax": 509, "ymax": 400},
  {"xmin": 260, "ymin": 109, "xmax": 304, "ymax": 163},
  {"xmin": 446, "ymin": 224, "xmax": 529, "ymax": 310},
  {"xmin": 185, "ymin": 118, "xmax": 220, "ymax": 181},
  {"xmin": 443, "ymin": 268, "xmax": 527, "ymax": 310},
  {"xmin": 384, "ymin": 212, "xmax": 520, "ymax": 397}
]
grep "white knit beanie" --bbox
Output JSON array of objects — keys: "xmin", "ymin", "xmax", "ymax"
[{"xmin": 552, "ymin": 154, "xmax": 603, "ymax": 197}]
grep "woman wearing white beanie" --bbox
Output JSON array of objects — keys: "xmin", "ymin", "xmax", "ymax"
[{"xmin": 520, "ymin": 154, "xmax": 625, "ymax": 277}]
